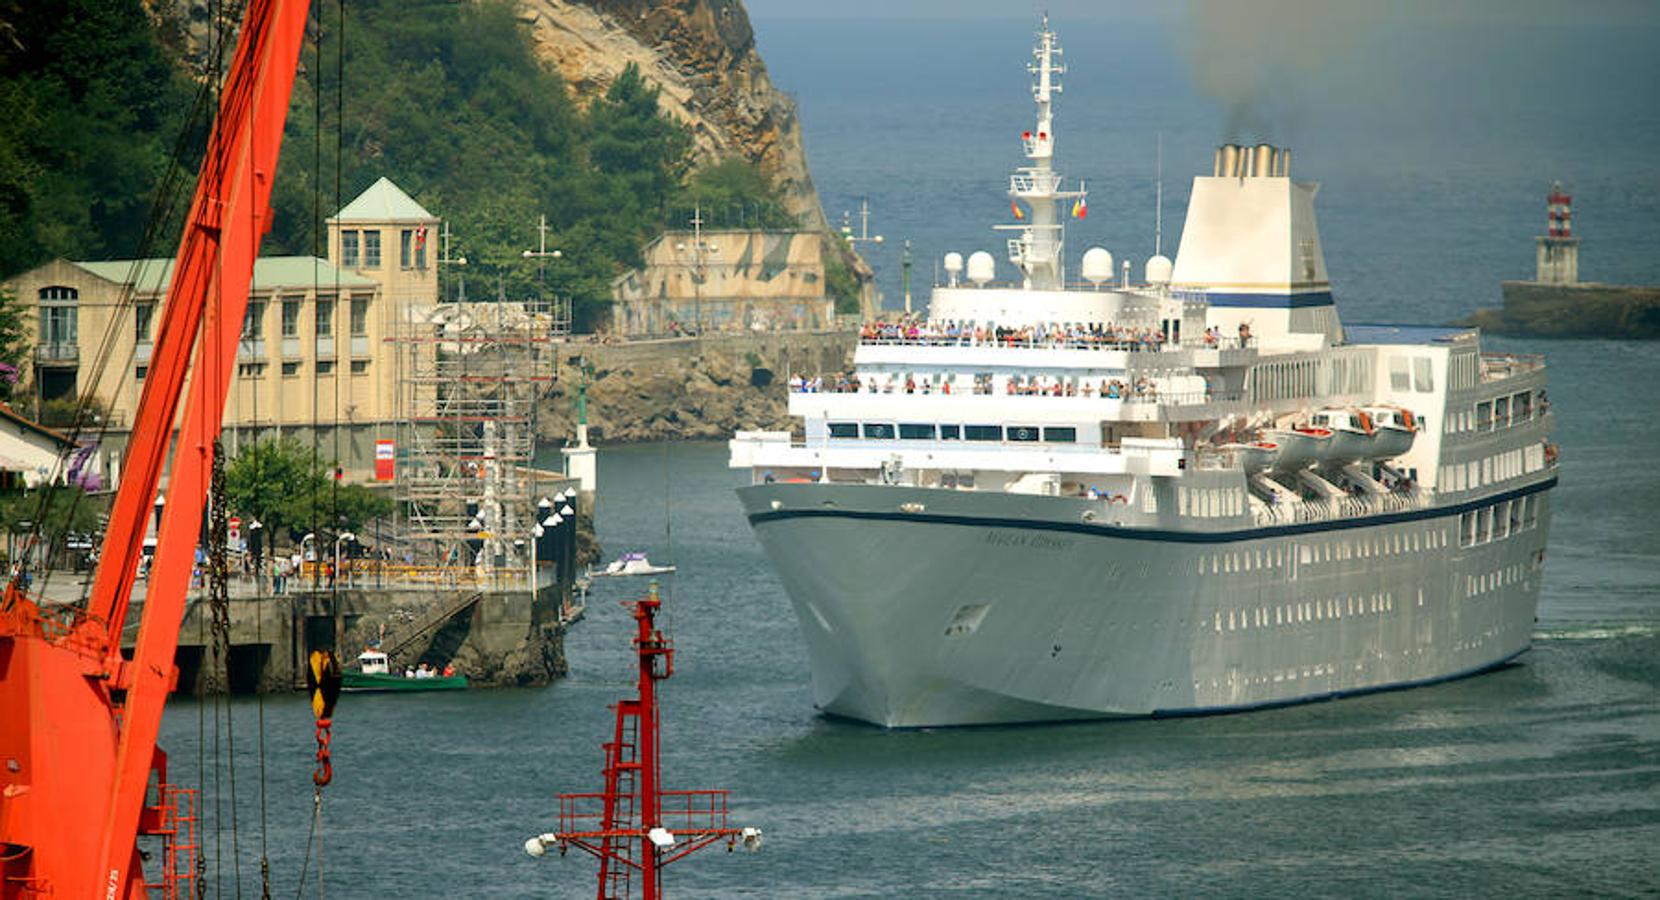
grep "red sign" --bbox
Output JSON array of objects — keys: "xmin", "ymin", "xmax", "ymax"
[{"xmin": 375, "ymin": 439, "xmax": 395, "ymax": 481}]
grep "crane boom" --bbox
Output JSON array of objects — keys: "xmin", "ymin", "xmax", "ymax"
[{"xmin": 0, "ymin": 0, "xmax": 311, "ymax": 895}]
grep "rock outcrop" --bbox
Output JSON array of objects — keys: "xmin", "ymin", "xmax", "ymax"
[
  {"xmin": 539, "ymin": 331, "xmax": 854, "ymax": 444},
  {"xmin": 519, "ymin": 0, "xmax": 827, "ymax": 230}
]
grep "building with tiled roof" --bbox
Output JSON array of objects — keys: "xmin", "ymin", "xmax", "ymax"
[{"xmin": 2, "ymin": 177, "xmax": 441, "ymax": 483}]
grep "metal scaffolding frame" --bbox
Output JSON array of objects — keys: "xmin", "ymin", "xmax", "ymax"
[{"xmin": 393, "ymin": 296, "xmax": 564, "ymax": 587}]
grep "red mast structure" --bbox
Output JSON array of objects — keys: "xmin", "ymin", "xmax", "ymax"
[
  {"xmin": 526, "ymin": 583, "xmax": 760, "ymax": 899},
  {"xmin": 0, "ymin": 0, "xmax": 311, "ymax": 895}
]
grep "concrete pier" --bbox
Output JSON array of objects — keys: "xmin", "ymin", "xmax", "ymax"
[{"xmin": 40, "ymin": 576, "xmax": 573, "ymax": 694}]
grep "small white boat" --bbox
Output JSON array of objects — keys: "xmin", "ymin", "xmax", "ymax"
[
  {"xmin": 1264, "ymin": 427, "xmax": 1331, "ymax": 471},
  {"xmin": 1361, "ymin": 405, "xmax": 1420, "ymax": 459},
  {"xmin": 1219, "ymin": 440, "xmax": 1281, "ymax": 474},
  {"xmin": 590, "ymin": 552, "xmax": 676, "ymax": 578}
]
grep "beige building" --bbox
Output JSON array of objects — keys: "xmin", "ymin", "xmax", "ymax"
[
  {"xmin": 611, "ymin": 229, "xmax": 843, "ymax": 335},
  {"xmin": 4, "ymin": 177, "xmax": 441, "ymax": 482}
]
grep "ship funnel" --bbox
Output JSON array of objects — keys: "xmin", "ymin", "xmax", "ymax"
[
  {"xmin": 1253, "ymin": 143, "xmax": 1274, "ymax": 178},
  {"xmin": 1217, "ymin": 144, "xmax": 1241, "ymax": 178}
]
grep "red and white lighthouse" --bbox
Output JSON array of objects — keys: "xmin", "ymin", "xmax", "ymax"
[{"xmin": 1536, "ymin": 180, "xmax": 1579, "ymax": 284}]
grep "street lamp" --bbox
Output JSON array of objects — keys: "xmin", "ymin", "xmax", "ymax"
[
  {"xmin": 334, "ymin": 531, "xmax": 356, "ymax": 588},
  {"xmin": 677, "ymin": 206, "xmax": 720, "ymax": 337},
  {"xmin": 523, "ymin": 214, "xmax": 563, "ymax": 320},
  {"xmin": 439, "ymin": 220, "xmax": 468, "ymax": 302}
]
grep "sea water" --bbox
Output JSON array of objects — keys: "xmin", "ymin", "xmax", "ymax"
[{"xmin": 159, "ymin": 16, "xmax": 1660, "ymax": 897}]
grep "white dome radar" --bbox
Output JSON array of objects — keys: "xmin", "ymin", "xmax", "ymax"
[
  {"xmin": 1145, "ymin": 254, "xmax": 1173, "ymax": 285},
  {"xmin": 943, "ymin": 252, "xmax": 964, "ymax": 287},
  {"xmin": 966, "ymin": 251, "xmax": 996, "ymax": 286},
  {"xmin": 1080, "ymin": 247, "xmax": 1114, "ymax": 285}
]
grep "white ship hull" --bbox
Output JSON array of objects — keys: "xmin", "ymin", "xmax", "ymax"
[{"xmin": 740, "ymin": 481, "xmax": 1552, "ymax": 727}]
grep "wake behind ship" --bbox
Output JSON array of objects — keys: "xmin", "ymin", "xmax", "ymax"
[{"xmin": 730, "ymin": 19, "xmax": 1558, "ymax": 728}]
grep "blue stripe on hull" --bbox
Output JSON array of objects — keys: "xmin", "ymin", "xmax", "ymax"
[
  {"xmin": 1203, "ymin": 291, "xmax": 1334, "ymax": 308},
  {"xmin": 747, "ymin": 476, "xmax": 1557, "ymax": 544}
]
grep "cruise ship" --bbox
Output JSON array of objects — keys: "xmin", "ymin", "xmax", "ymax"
[{"xmin": 729, "ymin": 20, "xmax": 1557, "ymax": 728}]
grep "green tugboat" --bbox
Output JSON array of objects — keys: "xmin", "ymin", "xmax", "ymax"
[{"xmin": 342, "ymin": 649, "xmax": 468, "ymax": 693}]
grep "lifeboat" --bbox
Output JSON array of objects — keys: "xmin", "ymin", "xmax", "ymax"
[
  {"xmin": 1361, "ymin": 405, "xmax": 1420, "ymax": 459},
  {"xmin": 1308, "ymin": 408, "xmax": 1377, "ymax": 464},
  {"xmin": 1263, "ymin": 426, "xmax": 1332, "ymax": 471},
  {"xmin": 1219, "ymin": 439, "xmax": 1281, "ymax": 474}
]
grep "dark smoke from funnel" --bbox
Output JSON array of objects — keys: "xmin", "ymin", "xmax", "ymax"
[{"xmin": 1184, "ymin": 0, "xmax": 1384, "ymax": 142}]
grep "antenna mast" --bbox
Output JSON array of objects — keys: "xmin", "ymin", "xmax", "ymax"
[
  {"xmin": 1155, "ymin": 132, "xmax": 1164, "ymax": 258},
  {"xmin": 997, "ymin": 15, "xmax": 1085, "ymax": 291}
]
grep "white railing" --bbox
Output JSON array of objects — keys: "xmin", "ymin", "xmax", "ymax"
[{"xmin": 857, "ymin": 333, "xmax": 1253, "ymax": 353}]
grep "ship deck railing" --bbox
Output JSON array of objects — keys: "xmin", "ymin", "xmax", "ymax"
[
  {"xmin": 791, "ymin": 383, "xmax": 1242, "ymax": 407},
  {"xmin": 856, "ymin": 334, "xmax": 1254, "ymax": 353},
  {"xmin": 1480, "ymin": 352, "xmax": 1545, "ymax": 381},
  {"xmin": 1251, "ymin": 488, "xmax": 1436, "ymax": 528}
]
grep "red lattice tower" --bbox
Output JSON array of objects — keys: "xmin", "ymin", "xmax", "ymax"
[{"xmin": 526, "ymin": 583, "xmax": 759, "ymax": 899}]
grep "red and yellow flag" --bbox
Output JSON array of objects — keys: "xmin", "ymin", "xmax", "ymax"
[
  {"xmin": 1072, "ymin": 197, "xmax": 1087, "ymax": 219},
  {"xmin": 1011, "ymin": 200, "xmax": 1025, "ymax": 220}
]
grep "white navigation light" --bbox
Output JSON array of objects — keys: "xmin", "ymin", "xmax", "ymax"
[
  {"xmin": 943, "ymin": 252, "xmax": 964, "ymax": 287},
  {"xmin": 1080, "ymin": 247, "xmax": 1113, "ymax": 285},
  {"xmin": 1145, "ymin": 254, "xmax": 1173, "ymax": 285},
  {"xmin": 966, "ymin": 251, "xmax": 996, "ymax": 286}
]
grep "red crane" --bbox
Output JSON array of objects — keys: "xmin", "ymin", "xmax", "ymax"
[
  {"xmin": 525, "ymin": 583, "xmax": 760, "ymax": 899},
  {"xmin": 0, "ymin": 0, "xmax": 312, "ymax": 895}
]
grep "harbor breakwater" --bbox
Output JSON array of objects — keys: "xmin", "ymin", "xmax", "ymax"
[{"xmin": 537, "ymin": 330, "xmax": 856, "ymax": 443}]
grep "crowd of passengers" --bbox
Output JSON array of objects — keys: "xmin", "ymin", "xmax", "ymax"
[
  {"xmin": 790, "ymin": 371, "xmax": 1161, "ymax": 399},
  {"xmin": 857, "ymin": 316, "xmax": 1249, "ymax": 350}
]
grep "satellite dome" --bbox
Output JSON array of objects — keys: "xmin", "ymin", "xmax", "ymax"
[
  {"xmin": 1080, "ymin": 247, "xmax": 1114, "ymax": 285},
  {"xmin": 1145, "ymin": 254, "xmax": 1174, "ymax": 285},
  {"xmin": 966, "ymin": 251, "xmax": 996, "ymax": 286},
  {"xmin": 943, "ymin": 252, "xmax": 964, "ymax": 286}
]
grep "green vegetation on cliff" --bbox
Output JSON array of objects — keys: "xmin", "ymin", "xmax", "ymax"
[{"xmin": 0, "ymin": 0, "xmax": 798, "ymax": 330}]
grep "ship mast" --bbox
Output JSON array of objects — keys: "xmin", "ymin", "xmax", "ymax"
[{"xmin": 1001, "ymin": 15, "xmax": 1085, "ymax": 291}]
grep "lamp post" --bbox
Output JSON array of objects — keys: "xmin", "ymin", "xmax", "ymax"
[
  {"xmin": 840, "ymin": 198, "xmax": 883, "ymax": 321},
  {"xmin": 675, "ymin": 206, "xmax": 720, "ymax": 337},
  {"xmin": 300, "ymin": 531, "xmax": 317, "ymax": 589},
  {"xmin": 521, "ymin": 214, "xmax": 562, "ymax": 319},
  {"xmin": 334, "ymin": 531, "xmax": 356, "ymax": 589},
  {"xmin": 439, "ymin": 219, "xmax": 468, "ymax": 302}
]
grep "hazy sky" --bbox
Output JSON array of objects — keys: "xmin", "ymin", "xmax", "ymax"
[{"xmin": 745, "ymin": 0, "xmax": 1660, "ymax": 27}]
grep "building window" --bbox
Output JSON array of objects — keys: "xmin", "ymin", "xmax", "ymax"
[
  {"xmin": 135, "ymin": 302, "xmax": 155, "ymax": 342},
  {"xmin": 315, "ymin": 298, "xmax": 334, "ymax": 337},
  {"xmin": 281, "ymin": 361, "xmax": 300, "ymax": 377},
  {"xmin": 350, "ymin": 359, "xmax": 369, "ymax": 375},
  {"xmin": 243, "ymin": 298, "xmax": 265, "ymax": 339},
  {"xmin": 38, "ymin": 286, "xmax": 78, "ymax": 348},
  {"xmin": 316, "ymin": 360, "xmax": 336, "ymax": 375},
  {"xmin": 350, "ymin": 296, "xmax": 369, "ymax": 336},
  {"xmin": 135, "ymin": 365, "xmax": 148, "ymax": 381},
  {"xmin": 362, "ymin": 230, "xmax": 381, "ymax": 268},
  {"xmin": 342, "ymin": 230, "xmax": 360, "ymax": 267},
  {"xmin": 238, "ymin": 362, "xmax": 266, "ymax": 378},
  {"xmin": 282, "ymin": 299, "xmax": 301, "ymax": 337},
  {"xmin": 400, "ymin": 227, "xmax": 429, "ymax": 269}
]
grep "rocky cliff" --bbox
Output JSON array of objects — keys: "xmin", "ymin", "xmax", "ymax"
[
  {"xmin": 519, "ymin": 0, "xmax": 828, "ymax": 230},
  {"xmin": 540, "ymin": 331, "xmax": 854, "ymax": 444}
]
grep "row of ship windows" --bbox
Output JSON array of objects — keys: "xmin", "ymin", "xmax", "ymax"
[
  {"xmin": 1248, "ymin": 351, "xmax": 1376, "ymax": 404},
  {"xmin": 1444, "ymin": 390, "xmax": 1542, "ymax": 435},
  {"xmin": 1198, "ymin": 526, "xmax": 1451, "ymax": 578},
  {"xmin": 1458, "ymin": 496, "xmax": 1541, "ymax": 548},
  {"xmin": 1439, "ymin": 445, "xmax": 1545, "ymax": 492},
  {"xmin": 1213, "ymin": 592, "xmax": 1397, "ymax": 634},
  {"xmin": 1178, "ymin": 487, "xmax": 1245, "ymax": 519},
  {"xmin": 1467, "ymin": 561, "xmax": 1535, "ymax": 599},
  {"xmin": 826, "ymin": 422, "xmax": 1078, "ymax": 443}
]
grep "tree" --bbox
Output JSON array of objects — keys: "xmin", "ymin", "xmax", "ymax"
[
  {"xmin": 223, "ymin": 438, "xmax": 393, "ymax": 542},
  {"xmin": 667, "ymin": 158, "xmax": 796, "ymax": 231},
  {"xmin": 0, "ymin": 287, "xmax": 27, "ymax": 400}
]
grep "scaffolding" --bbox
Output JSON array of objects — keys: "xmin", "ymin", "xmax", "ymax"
[{"xmin": 393, "ymin": 295, "xmax": 565, "ymax": 587}]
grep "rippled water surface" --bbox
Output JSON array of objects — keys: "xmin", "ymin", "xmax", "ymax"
[{"xmin": 158, "ymin": 16, "xmax": 1659, "ymax": 898}]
